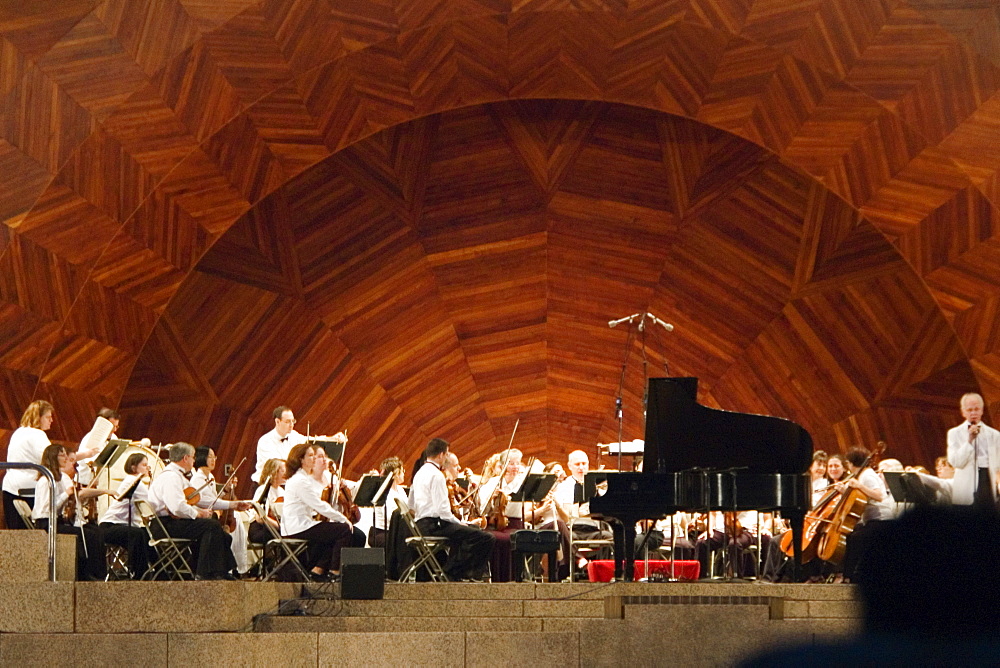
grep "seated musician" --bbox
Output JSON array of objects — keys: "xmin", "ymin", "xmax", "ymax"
[
  {"xmin": 476, "ymin": 449, "xmax": 523, "ymax": 582},
  {"xmin": 147, "ymin": 442, "xmax": 243, "ymax": 580},
  {"xmin": 543, "ymin": 461, "xmax": 567, "ymax": 484},
  {"xmin": 316, "ymin": 449, "xmax": 367, "ymax": 550},
  {"xmin": 32, "ymin": 444, "xmax": 112, "ymax": 580},
  {"xmin": 280, "ymin": 442, "xmax": 355, "ymax": 582},
  {"xmin": 810, "ymin": 451, "xmax": 828, "ymax": 505},
  {"xmin": 369, "ymin": 457, "xmax": 407, "ymax": 548},
  {"xmin": 190, "ymin": 446, "xmax": 251, "ymax": 575},
  {"xmin": 409, "ymin": 438, "xmax": 494, "ymax": 581},
  {"xmin": 248, "ymin": 458, "xmax": 286, "ymax": 548},
  {"xmin": 838, "ymin": 446, "xmax": 889, "ymax": 583},
  {"xmin": 99, "ymin": 452, "xmax": 153, "ymax": 578},
  {"xmin": 553, "ymin": 450, "xmax": 614, "ymax": 572}
]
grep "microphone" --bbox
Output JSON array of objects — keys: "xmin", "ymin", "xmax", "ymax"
[
  {"xmin": 647, "ymin": 313, "xmax": 675, "ymax": 332},
  {"xmin": 608, "ymin": 313, "xmax": 642, "ymax": 328}
]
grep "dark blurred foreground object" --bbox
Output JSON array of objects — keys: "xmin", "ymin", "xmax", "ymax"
[{"xmin": 743, "ymin": 506, "xmax": 1000, "ymax": 666}]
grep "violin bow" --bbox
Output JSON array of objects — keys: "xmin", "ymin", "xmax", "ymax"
[{"xmin": 484, "ymin": 419, "xmax": 519, "ymax": 508}]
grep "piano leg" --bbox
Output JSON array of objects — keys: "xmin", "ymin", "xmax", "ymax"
[{"xmin": 621, "ymin": 521, "xmax": 637, "ymax": 582}]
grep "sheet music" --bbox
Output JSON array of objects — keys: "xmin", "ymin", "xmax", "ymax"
[{"xmin": 81, "ymin": 416, "xmax": 114, "ymax": 455}]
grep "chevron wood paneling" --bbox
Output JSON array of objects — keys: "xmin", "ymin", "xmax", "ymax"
[{"xmin": 6, "ymin": 0, "xmax": 1000, "ymax": 492}]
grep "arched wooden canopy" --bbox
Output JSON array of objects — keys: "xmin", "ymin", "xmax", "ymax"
[{"xmin": 3, "ymin": 0, "xmax": 1000, "ymax": 479}]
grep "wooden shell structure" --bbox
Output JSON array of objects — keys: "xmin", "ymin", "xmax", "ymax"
[{"xmin": 3, "ymin": 1, "xmax": 1000, "ymax": 484}]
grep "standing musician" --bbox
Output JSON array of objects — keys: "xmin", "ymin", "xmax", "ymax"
[
  {"xmin": 252, "ymin": 406, "xmax": 307, "ymax": 483},
  {"xmin": 369, "ymin": 456, "xmax": 408, "ymax": 549},
  {"xmin": 409, "ymin": 438, "xmax": 494, "ymax": 582},
  {"xmin": 75, "ymin": 407, "xmax": 119, "ymax": 485},
  {"xmin": 3, "ymin": 400, "xmax": 54, "ymax": 529},
  {"xmin": 947, "ymin": 392, "xmax": 1000, "ymax": 509},
  {"xmin": 281, "ymin": 442, "xmax": 356, "ymax": 582},
  {"xmin": 190, "ymin": 446, "xmax": 251, "ymax": 574},
  {"xmin": 147, "ymin": 442, "xmax": 243, "ymax": 580},
  {"xmin": 99, "ymin": 452, "xmax": 154, "ymax": 577},
  {"xmin": 32, "ymin": 444, "xmax": 112, "ymax": 580},
  {"xmin": 249, "ymin": 458, "xmax": 286, "ymax": 548}
]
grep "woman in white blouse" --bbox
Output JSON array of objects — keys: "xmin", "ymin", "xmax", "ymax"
[
  {"xmin": 32, "ymin": 444, "xmax": 111, "ymax": 580},
  {"xmin": 3, "ymin": 400, "xmax": 54, "ymax": 529},
  {"xmin": 98, "ymin": 452, "xmax": 153, "ymax": 577},
  {"xmin": 281, "ymin": 443, "xmax": 354, "ymax": 581},
  {"xmin": 190, "ymin": 446, "xmax": 250, "ymax": 574}
]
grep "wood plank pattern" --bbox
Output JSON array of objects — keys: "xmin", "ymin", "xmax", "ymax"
[{"xmin": 5, "ymin": 0, "xmax": 1000, "ymax": 477}]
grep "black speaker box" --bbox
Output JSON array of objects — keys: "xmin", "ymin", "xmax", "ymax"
[{"xmin": 341, "ymin": 547, "xmax": 385, "ymax": 600}]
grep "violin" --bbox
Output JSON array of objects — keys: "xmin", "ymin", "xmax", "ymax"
[
  {"xmin": 483, "ymin": 487, "xmax": 509, "ymax": 531},
  {"xmin": 217, "ymin": 475, "xmax": 238, "ymax": 533}
]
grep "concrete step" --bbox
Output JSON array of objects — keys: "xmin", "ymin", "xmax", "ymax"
[
  {"xmin": 278, "ymin": 596, "xmax": 606, "ymax": 619},
  {"xmin": 257, "ymin": 614, "xmax": 546, "ymax": 632}
]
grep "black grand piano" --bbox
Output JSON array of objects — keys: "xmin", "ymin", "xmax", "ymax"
[{"xmin": 590, "ymin": 377, "xmax": 813, "ymax": 581}]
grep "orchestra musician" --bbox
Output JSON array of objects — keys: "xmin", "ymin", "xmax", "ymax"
[
  {"xmin": 75, "ymin": 407, "xmax": 119, "ymax": 486},
  {"xmin": 147, "ymin": 443, "xmax": 242, "ymax": 580},
  {"xmin": 838, "ymin": 446, "xmax": 889, "ymax": 583},
  {"xmin": 3, "ymin": 400, "xmax": 54, "ymax": 529},
  {"xmin": 252, "ymin": 406, "xmax": 307, "ymax": 483},
  {"xmin": 553, "ymin": 450, "xmax": 613, "ymax": 573},
  {"xmin": 369, "ymin": 456, "xmax": 407, "ymax": 549},
  {"xmin": 32, "ymin": 444, "xmax": 112, "ymax": 580},
  {"xmin": 99, "ymin": 452, "xmax": 154, "ymax": 577},
  {"xmin": 190, "ymin": 446, "xmax": 251, "ymax": 574},
  {"xmin": 409, "ymin": 438, "xmax": 494, "ymax": 582},
  {"xmin": 280, "ymin": 442, "xmax": 355, "ymax": 582},
  {"xmin": 810, "ymin": 451, "xmax": 828, "ymax": 505},
  {"xmin": 248, "ymin": 458, "xmax": 286, "ymax": 549},
  {"xmin": 947, "ymin": 392, "xmax": 1000, "ymax": 509}
]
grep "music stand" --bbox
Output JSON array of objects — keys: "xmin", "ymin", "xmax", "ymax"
[
  {"xmin": 312, "ymin": 439, "xmax": 345, "ymax": 463},
  {"xmin": 583, "ymin": 471, "xmax": 608, "ymax": 501},
  {"xmin": 884, "ymin": 471, "xmax": 934, "ymax": 506},
  {"xmin": 510, "ymin": 473, "xmax": 556, "ymax": 504},
  {"xmin": 354, "ymin": 473, "xmax": 393, "ymax": 538},
  {"xmin": 94, "ymin": 439, "xmax": 129, "ymax": 472},
  {"xmin": 118, "ymin": 475, "xmax": 143, "ymax": 527}
]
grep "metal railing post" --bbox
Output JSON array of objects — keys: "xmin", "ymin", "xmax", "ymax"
[{"xmin": 1, "ymin": 463, "xmax": 58, "ymax": 581}]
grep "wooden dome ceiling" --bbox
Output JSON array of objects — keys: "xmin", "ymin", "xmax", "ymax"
[{"xmin": 3, "ymin": 0, "xmax": 1000, "ymax": 476}]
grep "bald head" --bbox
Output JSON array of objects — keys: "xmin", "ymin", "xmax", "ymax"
[{"xmin": 567, "ymin": 450, "xmax": 589, "ymax": 482}]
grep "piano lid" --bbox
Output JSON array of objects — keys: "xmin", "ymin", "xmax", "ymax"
[{"xmin": 643, "ymin": 377, "xmax": 812, "ymax": 476}]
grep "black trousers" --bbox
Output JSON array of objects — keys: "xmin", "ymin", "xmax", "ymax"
[
  {"xmin": 100, "ymin": 522, "xmax": 151, "ymax": 578},
  {"xmin": 416, "ymin": 517, "xmax": 495, "ymax": 580},
  {"xmin": 286, "ymin": 521, "xmax": 354, "ymax": 571},
  {"xmin": 156, "ymin": 517, "xmax": 235, "ymax": 579},
  {"xmin": 3, "ymin": 491, "xmax": 30, "ymax": 530},
  {"xmin": 36, "ymin": 518, "xmax": 107, "ymax": 580}
]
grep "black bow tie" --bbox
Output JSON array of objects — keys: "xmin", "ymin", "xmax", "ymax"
[{"xmin": 280, "ymin": 437, "xmax": 287, "ymax": 442}]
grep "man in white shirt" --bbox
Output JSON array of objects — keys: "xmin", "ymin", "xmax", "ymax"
[
  {"xmin": 947, "ymin": 392, "xmax": 1000, "ymax": 509},
  {"xmin": 148, "ymin": 442, "xmax": 248, "ymax": 579},
  {"xmin": 252, "ymin": 406, "xmax": 307, "ymax": 483},
  {"xmin": 554, "ymin": 450, "xmax": 613, "ymax": 569},
  {"xmin": 409, "ymin": 438, "xmax": 494, "ymax": 581}
]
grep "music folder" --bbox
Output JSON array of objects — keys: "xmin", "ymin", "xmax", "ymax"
[
  {"xmin": 510, "ymin": 473, "xmax": 556, "ymax": 503},
  {"xmin": 311, "ymin": 438, "xmax": 345, "ymax": 463},
  {"xmin": 583, "ymin": 471, "xmax": 609, "ymax": 501},
  {"xmin": 94, "ymin": 438, "xmax": 130, "ymax": 471},
  {"xmin": 353, "ymin": 473, "xmax": 392, "ymax": 507}
]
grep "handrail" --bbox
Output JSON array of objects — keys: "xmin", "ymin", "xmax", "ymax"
[{"xmin": 1, "ymin": 463, "xmax": 58, "ymax": 581}]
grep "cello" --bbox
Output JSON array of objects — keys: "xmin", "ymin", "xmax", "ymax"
[{"xmin": 813, "ymin": 442, "xmax": 885, "ymax": 565}]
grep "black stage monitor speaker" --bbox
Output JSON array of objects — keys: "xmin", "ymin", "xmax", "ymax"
[{"xmin": 341, "ymin": 547, "xmax": 385, "ymax": 600}]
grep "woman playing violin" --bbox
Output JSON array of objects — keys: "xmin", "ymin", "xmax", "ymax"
[
  {"xmin": 32, "ymin": 444, "xmax": 112, "ymax": 580},
  {"xmin": 99, "ymin": 452, "xmax": 154, "ymax": 577},
  {"xmin": 190, "ymin": 446, "xmax": 252, "ymax": 575},
  {"xmin": 248, "ymin": 458, "xmax": 286, "ymax": 550},
  {"xmin": 281, "ymin": 443, "xmax": 356, "ymax": 582}
]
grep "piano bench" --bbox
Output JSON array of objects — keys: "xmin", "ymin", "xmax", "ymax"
[
  {"xmin": 587, "ymin": 559, "xmax": 700, "ymax": 582},
  {"xmin": 511, "ymin": 530, "xmax": 561, "ymax": 583}
]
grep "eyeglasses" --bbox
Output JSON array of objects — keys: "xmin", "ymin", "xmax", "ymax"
[{"xmin": 279, "ymin": 418, "xmax": 296, "ymax": 425}]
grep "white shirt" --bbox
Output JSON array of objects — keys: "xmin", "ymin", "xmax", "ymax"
[
  {"xmin": 189, "ymin": 470, "xmax": 235, "ymax": 511},
  {"xmin": 858, "ymin": 468, "xmax": 890, "ymax": 523},
  {"xmin": 555, "ymin": 476, "xmax": 588, "ymax": 518},
  {"xmin": 252, "ymin": 428, "xmax": 306, "ymax": 482},
  {"xmin": 280, "ymin": 469, "xmax": 347, "ymax": 535},
  {"xmin": 375, "ymin": 485, "xmax": 408, "ymax": 530},
  {"xmin": 251, "ymin": 483, "xmax": 284, "ymax": 522},
  {"xmin": 811, "ymin": 477, "xmax": 827, "ymax": 506},
  {"xmin": 478, "ymin": 475, "xmax": 526, "ymax": 519},
  {"xmin": 32, "ymin": 472, "xmax": 72, "ymax": 521},
  {"xmin": 408, "ymin": 461, "xmax": 459, "ymax": 524},
  {"xmin": 147, "ymin": 462, "xmax": 199, "ymax": 519},
  {"xmin": 3, "ymin": 427, "xmax": 51, "ymax": 495},
  {"xmin": 100, "ymin": 475, "xmax": 148, "ymax": 526},
  {"xmin": 75, "ymin": 429, "xmax": 117, "ymax": 485}
]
